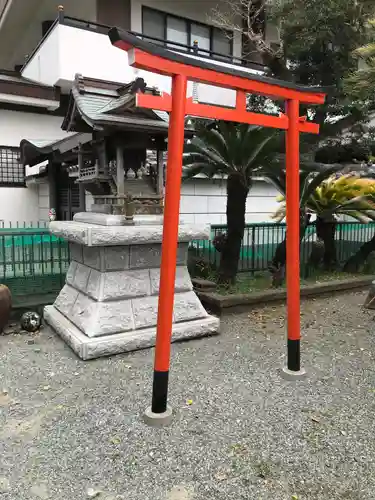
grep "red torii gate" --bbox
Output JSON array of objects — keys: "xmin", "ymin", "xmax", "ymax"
[{"xmin": 109, "ymin": 28, "xmax": 326, "ymax": 425}]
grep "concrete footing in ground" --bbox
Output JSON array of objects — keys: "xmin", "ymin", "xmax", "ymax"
[
  {"xmin": 44, "ymin": 213, "xmax": 220, "ymax": 360},
  {"xmin": 279, "ymin": 367, "xmax": 307, "ymax": 380},
  {"xmin": 143, "ymin": 406, "xmax": 173, "ymax": 427}
]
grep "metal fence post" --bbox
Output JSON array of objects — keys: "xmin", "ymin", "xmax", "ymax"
[{"xmin": 251, "ymin": 225, "xmax": 256, "ymax": 275}]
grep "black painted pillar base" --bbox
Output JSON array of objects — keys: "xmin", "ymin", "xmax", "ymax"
[
  {"xmin": 287, "ymin": 338, "xmax": 300, "ymax": 372},
  {"xmin": 151, "ymin": 370, "xmax": 169, "ymax": 414},
  {"xmin": 280, "ymin": 338, "xmax": 306, "ymax": 380},
  {"xmin": 144, "ymin": 370, "xmax": 173, "ymax": 427}
]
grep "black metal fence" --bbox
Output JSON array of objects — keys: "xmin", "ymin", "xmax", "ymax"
[
  {"xmin": 1, "ymin": 221, "xmax": 374, "ymax": 306},
  {"xmin": 0, "ymin": 224, "xmax": 69, "ymax": 307},
  {"xmin": 190, "ymin": 221, "xmax": 375, "ymax": 273}
]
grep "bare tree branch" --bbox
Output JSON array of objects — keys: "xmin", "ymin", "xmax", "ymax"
[{"xmin": 210, "ymin": 0, "xmax": 286, "ymax": 74}]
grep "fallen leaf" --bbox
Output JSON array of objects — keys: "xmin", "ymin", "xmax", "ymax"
[
  {"xmin": 292, "ymin": 495, "xmax": 299, "ymax": 500},
  {"xmin": 110, "ymin": 437, "xmax": 121, "ymax": 445},
  {"xmin": 186, "ymin": 399, "xmax": 193, "ymax": 406},
  {"xmin": 214, "ymin": 471, "xmax": 228, "ymax": 482}
]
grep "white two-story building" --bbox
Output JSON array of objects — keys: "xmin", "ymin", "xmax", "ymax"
[{"xmin": 0, "ymin": 0, "xmax": 279, "ymax": 226}]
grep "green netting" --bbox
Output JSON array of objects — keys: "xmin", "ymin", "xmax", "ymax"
[{"xmin": 0, "ymin": 228, "xmax": 69, "ymax": 305}]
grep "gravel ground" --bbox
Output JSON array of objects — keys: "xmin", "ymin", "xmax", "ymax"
[{"xmin": 0, "ymin": 291, "xmax": 375, "ymax": 500}]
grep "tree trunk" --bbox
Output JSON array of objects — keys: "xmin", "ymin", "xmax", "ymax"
[
  {"xmin": 343, "ymin": 233, "xmax": 375, "ymax": 272},
  {"xmin": 217, "ymin": 174, "xmax": 249, "ymax": 285},
  {"xmin": 316, "ymin": 217, "xmax": 337, "ymax": 270},
  {"xmin": 269, "ymin": 214, "xmax": 310, "ymax": 286}
]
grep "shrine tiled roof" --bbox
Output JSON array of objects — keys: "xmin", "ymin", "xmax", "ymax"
[{"xmin": 62, "ymin": 74, "xmax": 169, "ymax": 133}]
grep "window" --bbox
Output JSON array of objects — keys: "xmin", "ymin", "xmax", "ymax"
[
  {"xmin": 212, "ymin": 27, "xmax": 231, "ymax": 61},
  {"xmin": 166, "ymin": 16, "xmax": 188, "ymax": 51},
  {"xmin": 142, "ymin": 7, "xmax": 233, "ymax": 61},
  {"xmin": 0, "ymin": 147, "xmax": 25, "ymax": 187},
  {"xmin": 142, "ymin": 8, "xmax": 164, "ymax": 44}
]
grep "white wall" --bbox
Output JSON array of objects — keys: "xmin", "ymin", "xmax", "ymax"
[
  {"xmin": 180, "ymin": 178, "xmax": 279, "ymax": 224},
  {"xmin": 0, "ymin": 110, "xmax": 71, "ymax": 147},
  {"xmin": 22, "ymin": 23, "xmax": 250, "ymax": 108},
  {"xmin": 0, "ymin": 110, "xmax": 71, "ymax": 226},
  {"xmin": 38, "ymin": 181, "xmax": 50, "ymax": 222}
]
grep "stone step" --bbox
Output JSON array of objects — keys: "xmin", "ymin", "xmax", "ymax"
[{"xmin": 124, "ymin": 178, "xmax": 156, "ymax": 196}]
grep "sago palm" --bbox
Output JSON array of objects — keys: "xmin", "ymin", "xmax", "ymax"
[
  {"xmin": 273, "ymin": 172, "xmax": 375, "ymax": 221},
  {"xmin": 264, "ymin": 163, "xmax": 343, "ymax": 273},
  {"xmin": 342, "ymin": 175, "xmax": 375, "ymax": 270},
  {"xmin": 183, "ymin": 122, "xmax": 280, "ymax": 284},
  {"xmin": 272, "ymin": 171, "xmax": 375, "ymax": 269}
]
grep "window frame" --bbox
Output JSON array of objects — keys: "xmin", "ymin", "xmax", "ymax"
[
  {"xmin": 0, "ymin": 146, "xmax": 26, "ymax": 187},
  {"xmin": 141, "ymin": 6, "xmax": 234, "ymax": 62}
]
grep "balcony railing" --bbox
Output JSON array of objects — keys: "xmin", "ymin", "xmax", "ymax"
[
  {"xmin": 21, "ymin": 11, "xmax": 266, "ymax": 107},
  {"xmin": 22, "ymin": 13, "xmax": 266, "ymax": 75}
]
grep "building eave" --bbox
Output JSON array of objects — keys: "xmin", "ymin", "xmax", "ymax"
[
  {"xmin": 0, "ymin": 0, "xmax": 12, "ymax": 29},
  {"xmin": 0, "ymin": 92, "xmax": 59, "ymax": 110},
  {"xmin": 0, "ymin": 70, "xmax": 60, "ymax": 109},
  {"xmin": 20, "ymin": 132, "xmax": 92, "ymax": 166}
]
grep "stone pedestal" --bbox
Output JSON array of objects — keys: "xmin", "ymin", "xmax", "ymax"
[
  {"xmin": 44, "ymin": 213, "xmax": 220, "ymax": 360},
  {"xmin": 364, "ymin": 279, "xmax": 375, "ymax": 309}
]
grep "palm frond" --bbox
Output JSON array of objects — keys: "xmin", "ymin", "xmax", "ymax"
[
  {"xmin": 197, "ymin": 127, "xmax": 230, "ymax": 164},
  {"xmin": 245, "ymin": 132, "xmax": 278, "ymax": 170},
  {"xmin": 184, "ymin": 137, "xmax": 231, "ymax": 170},
  {"xmin": 182, "ymin": 162, "xmax": 215, "ymax": 179},
  {"xmin": 300, "ymin": 165, "xmax": 343, "ymax": 207},
  {"xmin": 339, "ymin": 211, "xmax": 373, "ymax": 223},
  {"xmin": 264, "ymin": 172, "xmax": 286, "ymax": 195},
  {"xmin": 183, "ymin": 122, "xmax": 280, "ymax": 187}
]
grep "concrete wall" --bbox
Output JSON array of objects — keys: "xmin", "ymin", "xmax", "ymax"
[
  {"xmin": 96, "ymin": 0, "xmax": 131, "ymax": 30},
  {"xmin": 0, "ymin": 110, "xmax": 72, "ymax": 226},
  {"xmin": 5, "ymin": 0, "xmax": 97, "ymax": 70},
  {"xmin": 83, "ymin": 177, "xmax": 279, "ymax": 224},
  {"xmin": 180, "ymin": 178, "xmax": 279, "ymax": 224}
]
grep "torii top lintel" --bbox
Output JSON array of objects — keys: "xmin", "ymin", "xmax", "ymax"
[{"xmin": 109, "ymin": 28, "xmax": 326, "ymax": 134}]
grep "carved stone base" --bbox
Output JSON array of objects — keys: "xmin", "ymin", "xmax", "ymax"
[
  {"xmin": 364, "ymin": 280, "xmax": 375, "ymax": 309},
  {"xmin": 44, "ymin": 306, "xmax": 219, "ymax": 360},
  {"xmin": 45, "ymin": 216, "xmax": 220, "ymax": 359}
]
